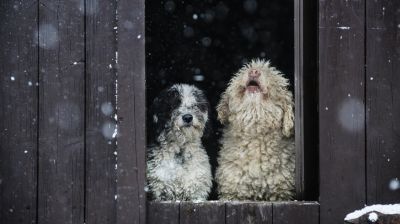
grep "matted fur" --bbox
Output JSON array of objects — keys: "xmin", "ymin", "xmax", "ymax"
[
  {"xmin": 215, "ymin": 59, "xmax": 295, "ymax": 201},
  {"xmin": 147, "ymin": 84, "xmax": 212, "ymax": 201}
]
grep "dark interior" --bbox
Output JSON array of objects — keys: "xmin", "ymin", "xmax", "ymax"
[{"xmin": 146, "ymin": 0, "xmax": 294, "ymax": 200}]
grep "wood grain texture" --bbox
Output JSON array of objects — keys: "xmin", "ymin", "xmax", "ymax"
[
  {"xmin": 226, "ymin": 202, "xmax": 272, "ymax": 224},
  {"xmin": 366, "ymin": 0, "xmax": 400, "ymax": 204},
  {"xmin": 273, "ymin": 202, "xmax": 319, "ymax": 224},
  {"xmin": 147, "ymin": 201, "xmax": 180, "ymax": 224},
  {"xmin": 294, "ymin": 0, "xmax": 319, "ymax": 201},
  {"xmin": 116, "ymin": 0, "xmax": 146, "ymax": 223},
  {"xmin": 85, "ymin": 0, "xmax": 118, "ymax": 223},
  {"xmin": 180, "ymin": 201, "xmax": 225, "ymax": 224},
  {"xmin": 0, "ymin": 0, "xmax": 38, "ymax": 223},
  {"xmin": 319, "ymin": 0, "xmax": 366, "ymax": 223},
  {"xmin": 37, "ymin": 0, "xmax": 85, "ymax": 223}
]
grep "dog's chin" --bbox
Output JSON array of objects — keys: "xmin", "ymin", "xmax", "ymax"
[{"xmin": 174, "ymin": 126, "xmax": 203, "ymax": 144}]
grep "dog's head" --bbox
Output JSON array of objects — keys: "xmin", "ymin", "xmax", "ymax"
[
  {"xmin": 149, "ymin": 84, "xmax": 209, "ymax": 145},
  {"xmin": 217, "ymin": 59, "xmax": 294, "ymax": 136}
]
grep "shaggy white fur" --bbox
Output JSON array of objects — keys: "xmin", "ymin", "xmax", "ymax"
[
  {"xmin": 147, "ymin": 84, "xmax": 212, "ymax": 201},
  {"xmin": 215, "ymin": 59, "xmax": 295, "ymax": 201}
]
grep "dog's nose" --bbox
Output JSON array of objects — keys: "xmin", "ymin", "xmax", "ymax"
[
  {"xmin": 182, "ymin": 114, "xmax": 193, "ymax": 123},
  {"xmin": 249, "ymin": 69, "xmax": 261, "ymax": 78}
]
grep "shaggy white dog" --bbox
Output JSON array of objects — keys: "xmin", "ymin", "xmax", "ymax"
[
  {"xmin": 215, "ymin": 59, "xmax": 295, "ymax": 201},
  {"xmin": 147, "ymin": 84, "xmax": 212, "ymax": 201}
]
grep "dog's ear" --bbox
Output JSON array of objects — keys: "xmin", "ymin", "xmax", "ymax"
[
  {"xmin": 216, "ymin": 91, "xmax": 230, "ymax": 125},
  {"xmin": 281, "ymin": 96, "xmax": 294, "ymax": 137},
  {"xmin": 148, "ymin": 87, "xmax": 181, "ymax": 144}
]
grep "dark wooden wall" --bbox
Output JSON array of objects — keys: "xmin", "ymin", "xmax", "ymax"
[
  {"xmin": 1, "ymin": 0, "xmax": 400, "ymax": 224},
  {"xmin": 319, "ymin": 0, "xmax": 400, "ymax": 223},
  {"xmin": 0, "ymin": 0, "xmax": 146, "ymax": 223}
]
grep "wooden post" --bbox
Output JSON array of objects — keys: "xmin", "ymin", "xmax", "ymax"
[
  {"xmin": 319, "ymin": 0, "xmax": 366, "ymax": 223},
  {"xmin": 85, "ymin": 0, "xmax": 118, "ymax": 223},
  {"xmin": 116, "ymin": 0, "xmax": 146, "ymax": 223},
  {"xmin": 366, "ymin": 0, "xmax": 400, "ymax": 204},
  {"xmin": 0, "ymin": 1, "xmax": 38, "ymax": 223},
  {"xmin": 294, "ymin": 0, "xmax": 319, "ymax": 200},
  {"xmin": 37, "ymin": 0, "xmax": 85, "ymax": 223}
]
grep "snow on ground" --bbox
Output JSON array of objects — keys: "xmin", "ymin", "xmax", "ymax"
[{"xmin": 345, "ymin": 204, "xmax": 400, "ymax": 221}]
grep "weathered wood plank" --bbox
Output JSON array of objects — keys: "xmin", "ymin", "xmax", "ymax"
[
  {"xmin": 319, "ymin": 0, "xmax": 366, "ymax": 223},
  {"xmin": 0, "ymin": 0, "xmax": 38, "ymax": 223},
  {"xmin": 226, "ymin": 202, "xmax": 272, "ymax": 224},
  {"xmin": 116, "ymin": 0, "xmax": 146, "ymax": 223},
  {"xmin": 273, "ymin": 202, "xmax": 319, "ymax": 224},
  {"xmin": 366, "ymin": 0, "xmax": 400, "ymax": 204},
  {"xmin": 37, "ymin": 0, "xmax": 85, "ymax": 223},
  {"xmin": 294, "ymin": 0, "xmax": 319, "ymax": 200},
  {"xmin": 180, "ymin": 201, "xmax": 225, "ymax": 224},
  {"xmin": 85, "ymin": 0, "xmax": 118, "ymax": 223},
  {"xmin": 147, "ymin": 201, "xmax": 180, "ymax": 224}
]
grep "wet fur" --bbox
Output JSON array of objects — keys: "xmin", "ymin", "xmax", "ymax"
[
  {"xmin": 147, "ymin": 84, "xmax": 212, "ymax": 201},
  {"xmin": 215, "ymin": 59, "xmax": 295, "ymax": 201}
]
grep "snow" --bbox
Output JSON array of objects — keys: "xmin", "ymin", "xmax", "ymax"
[
  {"xmin": 101, "ymin": 102, "xmax": 114, "ymax": 116},
  {"xmin": 10, "ymin": 76, "xmax": 15, "ymax": 81},
  {"xmin": 123, "ymin": 21, "xmax": 134, "ymax": 30},
  {"xmin": 370, "ymin": 77, "xmax": 374, "ymax": 80},
  {"xmin": 243, "ymin": 0, "xmax": 258, "ymax": 14},
  {"xmin": 368, "ymin": 212, "xmax": 378, "ymax": 222},
  {"xmin": 338, "ymin": 26, "xmax": 351, "ymax": 30},
  {"xmin": 201, "ymin": 37, "xmax": 212, "ymax": 47},
  {"xmin": 36, "ymin": 24, "xmax": 59, "ymax": 49},
  {"xmin": 344, "ymin": 204, "xmax": 400, "ymax": 221},
  {"xmin": 193, "ymin": 14, "xmax": 198, "ymax": 20},
  {"xmin": 338, "ymin": 98, "xmax": 364, "ymax": 132},
  {"xmin": 193, "ymin": 75, "xmax": 205, "ymax": 82},
  {"xmin": 28, "ymin": 81, "xmax": 33, "ymax": 86},
  {"xmin": 164, "ymin": 1, "xmax": 175, "ymax": 13},
  {"xmin": 183, "ymin": 26, "xmax": 194, "ymax": 38},
  {"xmin": 137, "ymin": 34, "xmax": 142, "ymax": 39},
  {"xmin": 325, "ymin": 106, "xmax": 329, "ymax": 111},
  {"xmin": 24, "ymin": 150, "xmax": 28, "ymax": 154},
  {"xmin": 101, "ymin": 121, "xmax": 117, "ymax": 139},
  {"xmin": 389, "ymin": 178, "xmax": 400, "ymax": 191}
]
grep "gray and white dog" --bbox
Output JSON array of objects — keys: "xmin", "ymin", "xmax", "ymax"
[{"xmin": 147, "ymin": 84, "xmax": 212, "ymax": 201}]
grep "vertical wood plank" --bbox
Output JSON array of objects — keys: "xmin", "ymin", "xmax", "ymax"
[
  {"xmin": 294, "ymin": 0, "xmax": 319, "ymax": 200},
  {"xmin": 180, "ymin": 201, "xmax": 225, "ymax": 224},
  {"xmin": 0, "ymin": 0, "xmax": 38, "ymax": 223},
  {"xmin": 116, "ymin": 0, "xmax": 146, "ymax": 223},
  {"xmin": 319, "ymin": 0, "xmax": 366, "ymax": 223},
  {"xmin": 37, "ymin": 0, "xmax": 85, "ymax": 223},
  {"xmin": 147, "ymin": 202, "xmax": 180, "ymax": 224},
  {"xmin": 85, "ymin": 0, "xmax": 118, "ymax": 223},
  {"xmin": 273, "ymin": 202, "xmax": 319, "ymax": 224},
  {"xmin": 366, "ymin": 0, "xmax": 400, "ymax": 204},
  {"xmin": 226, "ymin": 202, "xmax": 272, "ymax": 224}
]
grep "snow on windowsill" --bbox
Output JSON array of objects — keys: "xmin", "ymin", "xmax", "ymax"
[{"xmin": 344, "ymin": 204, "xmax": 400, "ymax": 221}]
